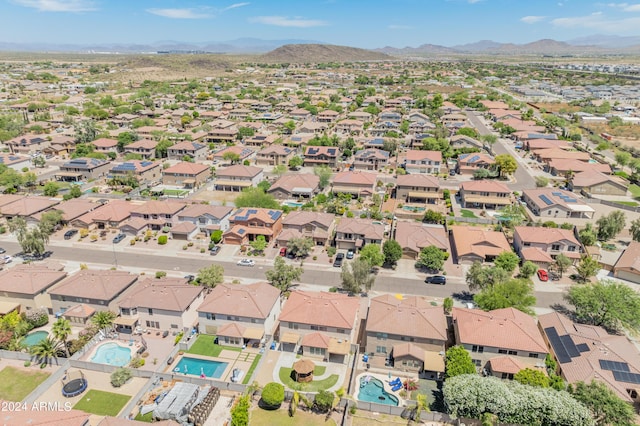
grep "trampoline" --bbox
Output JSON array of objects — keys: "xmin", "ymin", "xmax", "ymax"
[{"xmin": 61, "ymin": 370, "xmax": 88, "ymax": 398}]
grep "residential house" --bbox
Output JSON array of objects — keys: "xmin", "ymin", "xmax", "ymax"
[
  {"xmin": 6, "ymin": 135, "xmax": 50, "ymax": 155},
  {"xmin": 522, "ymin": 188, "xmax": 595, "ymax": 219},
  {"xmin": 167, "ymin": 141, "xmax": 208, "ymax": 161},
  {"xmin": 570, "ymin": 171, "xmax": 627, "ymax": 196},
  {"xmin": 244, "ymin": 134, "xmax": 279, "ymax": 148},
  {"xmin": 538, "ymin": 311, "xmax": 640, "ymax": 402},
  {"xmin": 162, "ymin": 162, "xmax": 211, "ymax": 188},
  {"xmin": 169, "ymin": 222, "xmax": 199, "ymax": 241},
  {"xmin": 91, "ymin": 138, "xmax": 118, "ymax": 154},
  {"xmin": 613, "ymin": 241, "xmax": 640, "ymax": 284},
  {"xmin": 215, "ymin": 165, "xmax": 263, "ymax": 192},
  {"xmin": 548, "ymin": 159, "xmax": 612, "ymax": 177},
  {"xmin": 49, "ymin": 270, "xmax": 138, "ymax": 315},
  {"xmin": 197, "ymin": 282, "xmax": 282, "ymax": 347},
  {"xmin": 335, "ymin": 119, "xmax": 364, "ymax": 135},
  {"xmin": 513, "ymin": 226, "xmax": 583, "ymax": 267},
  {"xmin": 365, "ymin": 295, "xmax": 447, "ymax": 378},
  {"xmin": 363, "ymin": 138, "xmax": 385, "ymax": 150},
  {"xmin": 298, "ymin": 121, "xmax": 327, "ymax": 134},
  {"xmin": 212, "ymin": 146, "xmax": 255, "ymax": 164},
  {"xmin": 331, "ymin": 171, "xmax": 377, "ymax": 197},
  {"xmin": 353, "ymin": 149, "xmax": 389, "ymax": 171},
  {"xmin": 459, "ymin": 180, "xmax": 512, "ymax": 209},
  {"xmin": 72, "ymin": 200, "xmax": 134, "ymax": 230},
  {"xmin": 0, "ymin": 196, "xmax": 60, "ymax": 221},
  {"xmin": 223, "ymin": 208, "xmax": 283, "ymax": 245},
  {"xmin": 276, "ymin": 211, "xmax": 335, "ymax": 247},
  {"xmin": 449, "ymin": 135, "xmax": 483, "ymax": 150},
  {"xmin": 303, "ymin": 146, "xmax": 339, "ymax": 168},
  {"xmin": 334, "ymin": 217, "xmax": 385, "ymax": 250},
  {"xmin": 453, "ymin": 307, "xmax": 548, "ymax": 379},
  {"xmin": 56, "ymin": 158, "xmax": 111, "ymax": 182},
  {"xmin": 395, "ymin": 174, "xmax": 442, "ymax": 205},
  {"xmin": 317, "ymin": 109, "xmax": 339, "ymax": 123},
  {"xmin": 109, "ymin": 160, "xmax": 161, "ymax": 185},
  {"xmin": 277, "ymin": 291, "xmax": 359, "ymax": 363},
  {"xmin": 450, "ymin": 225, "xmax": 512, "ymax": 263},
  {"xmin": 457, "ymin": 153, "xmax": 495, "ymax": 175},
  {"xmin": 177, "ymin": 204, "xmax": 234, "ymax": 235},
  {"xmin": 256, "ymin": 145, "xmax": 296, "ymax": 166},
  {"xmin": 441, "ymin": 113, "xmax": 467, "ymax": 125},
  {"xmin": 115, "ymin": 277, "xmax": 204, "ymax": 334},
  {"xmin": 126, "ymin": 200, "xmax": 186, "ymax": 232},
  {"xmin": 394, "ymin": 221, "xmax": 449, "ymax": 259},
  {"xmin": 403, "ymin": 150, "xmax": 442, "ymax": 174},
  {"xmin": 34, "ymin": 198, "xmax": 98, "ymax": 225},
  {"xmin": 123, "ymin": 139, "xmax": 158, "ymax": 159},
  {"xmin": 0, "ymin": 263, "xmax": 67, "ymax": 313},
  {"xmin": 524, "ymin": 138, "xmax": 570, "ymax": 151},
  {"xmin": 0, "ymin": 154, "xmax": 31, "ymax": 171},
  {"xmin": 267, "ymin": 173, "xmax": 320, "ymax": 200},
  {"xmin": 534, "ymin": 149, "xmax": 591, "ymax": 167}
]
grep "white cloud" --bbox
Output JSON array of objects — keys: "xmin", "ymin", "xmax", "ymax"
[
  {"xmin": 624, "ymin": 4, "xmax": 640, "ymax": 11},
  {"xmin": 520, "ymin": 15, "xmax": 546, "ymax": 23},
  {"xmin": 552, "ymin": 11, "xmax": 640, "ymax": 32},
  {"xmin": 388, "ymin": 24, "xmax": 413, "ymax": 30},
  {"xmin": 147, "ymin": 8, "xmax": 211, "ymax": 19},
  {"xmin": 606, "ymin": 2, "xmax": 640, "ymax": 11},
  {"xmin": 249, "ymin": 16, "xmax": 328, "ymax": 28},
  {"xmin": 11, "ymin": 0, "xmax": 96, "ymax": 12},
  {"xmin": 223, "ymin": 2, "xmax": 250, "ymax": 11}
]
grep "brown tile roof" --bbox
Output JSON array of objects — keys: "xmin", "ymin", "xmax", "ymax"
[
  {"xmin": 169, "ymin": 141, "xmax": 206, "ymax": 151},
  {"xmin": 198, "ymin": 282, "xmax": 280, "ymax": 319},
  {"xmin": 614, "ymin": 241, "xmax": 640, "ymax": 273},
  {"xmin": 520, "ymin": 247, "xmax": 554, "ymax": 263},
  {"xmin": 450, "ymin": 226, "xmax": 511, "ymax": 259},
  {"xmin": 131, "ymin": 200, "xmax": 186, "ymax": 216},
  {"xmin": 396, "ymin": 174, "xmax": 439, "ymax": 189},
  {"xmin": 514, "ymin": 226, "xmax": 580, "ymax": 246},
  {"xmin": 536, "ymin": 148, "xmax": 590, "ymax": 161},
  {"xmin": 460, "ymin": 180, "xmax": 510, "ymax": 194},
  {"xmin": 76, "ymin": 200, "xmax": 135, "ymax": 224},
  {"xmin": 33, "ymin": 199, "xmax": 98, "ymax": 223},
  {"xmin": 548, "ymin": 158, "xmax": 612, "ymax": 174},
  {"xmin": 282, "ymin": 211, "xmax": 334, "ymax": 229},
  {"xmin": 301, "ymin": 332, "xmax": 331, "ymax": 348},
  {"xmin": 393, "ymin": 342, "xmax": 426, "ymax": 360},
  {"xmin": 1, "ymin": 196, "xmax": 60, "ymax": 217},
  {"xmin": 488, "ymin": 356, "xmax": 526, "ymax": 374},
  {"xmin": 63, "ymin": 303, "xmax": 95, "ymax": 319},
  {"xmin": 405, "ymin": 150, "xmax": 442, "ymax": 162},
  {"xmin": 178, "ymin": 204, "xmax": 233, "ymax": 220},
  {"xmin": 230, "ymin": 208, "xmax": 282, "ymax": 225},
  {"xmin": 268, "ymin": 173, "xmax": 319, "ymax": 194},
  {"xmin": 126, "ymin": 139, "xmax": 158, "ymax": 149},
  {"xmin": 0, "ymin": 194, "xmax": 25, "ymax": 208},
  {"xmin": 571, "ymin": 171, "xmax": 626, "ymax": 189},
  {"xmin": 453, "ymin": 307, "xmax": 547, "ymax": 353},
  {"xmin": 118, "ymin": 277, "xmax": 201, "ymax": 311},
  {"xmin": 0, "ymin": 263, "xmax": 67, "ymax": 295},
  {"xmin": 171, "ymin": 221, "xmax": 197, "ymax": 234},
  {"xmin": 332, "ymin": 171, "xmax": 377, "ymax": 186},
  {"xmin": 335, "ymin": 218, "xmax": 384, "ymax": 240},
  {"xmin": 395, "ymin": 222, "xmax": 448, "ymax": 253},
  {"xmin": 216, "ymin": 164, "xmax": 263, "ymax": 178},
  {"xmin": 91, "ymin": 138, "xmax": 118, "ymax": 148},
  {"xmin": 538, "ymin": 311, "xmax": 640, "ymax": 402},
  {"xmin": 367, "ymin": 294, "xmax": 447, "ymax": 341},
  {"xmin": 523, "ymin": 189, "xmax": 593, "ymax": 213},
  {"xmin": 49, "ymin": 270, "xmax": 138, "ymax": 301},
  {"xmin": 279, "ymin": 291, "xmax": 359, "ymax": 329},
  {"xmin": 217, "ymin": 322, "xmax": 245, "ymax": 338},
  {"xmin": 163, "ymin": 162, "xmax": 210, "ymax": 175}
]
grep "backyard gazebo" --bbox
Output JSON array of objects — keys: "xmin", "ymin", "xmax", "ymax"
[{"xmin": 292, "ymin": 358, "xmax": 315, "ymax": 383}]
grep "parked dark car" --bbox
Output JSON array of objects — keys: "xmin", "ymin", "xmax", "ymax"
[
  {"xmin": 346, "ymin": 249, "xmax": 355, "ymax": 259},
  {"xmin": 425, "ymin": 275, "xmax": 446, "ymax": 285},
  {"xmin": 209, "ymin": 245, "xmax": 221, "ymax": 256},
  {"xmin": 64, "ymin": 229, "xmax": 78, "ymax": 240},
  {"xmin": 333, "ymin": 253, "xmax": 345, "ymax": 268},
  {"xmin": 112, "ymin": 233, "xmax": 126, "ymax": 244}
]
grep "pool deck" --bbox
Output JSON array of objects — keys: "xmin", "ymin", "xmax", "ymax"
[
  {"xmin": 82, "ymin": 340, "xmax": 139, "ymax": 366},
  {"xmin": 354, "ymin": 372, "xmax": 405, "ymax": 406},
  {"xmin": 166, "ymin": 350, "xmax": 256, "ymax": 383}
]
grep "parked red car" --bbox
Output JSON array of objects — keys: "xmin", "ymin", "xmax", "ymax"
[
  {"xmin": 279, "ymin": 247, "xmax": 287, "ymax": 257},
  {"xmin": 537, "ymin": 269, "xmax": 549, "ymax": 282}
]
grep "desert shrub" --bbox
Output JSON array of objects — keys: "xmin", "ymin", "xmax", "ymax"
[
  {"xmin": 261, "ymin": 382, "xmax": 285, "ymax": 408},
  {"xmin": 111, "ymin": 368, "xmax": 132, "ymax": 387},
  {"xmin": 314, "ymin": 390, "xmax": 334, "ymax": 412},
  {"xmin": 158, "ymin": 235, "xmax": 168, "ymax": 245}
]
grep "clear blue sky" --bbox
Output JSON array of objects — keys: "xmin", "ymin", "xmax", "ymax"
[{"xmin": 3, "ymin": 0, "xmax": 640, "ymax": 47}]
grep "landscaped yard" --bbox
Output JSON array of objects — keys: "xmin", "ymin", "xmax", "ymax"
[
  {"xmin": 629, "ymin": 184, "xmax": 640, "ymax": 199},
  {"xmin": 134, "ymin": 411, "xmax": 153, "ymax": 422},
  {"xmin": 73, "ymin": 390, "xmax": 131, "ymax": 416},
  {"xmin": 614, "ymin": 200, "xmax": 639, "ymax": 207},
  {"xmin": 164, "ymin": 189, "xmax": 189, "ymax": 197},
  {"xmin": 0, "ymin": 366, "xmax": 49, "ymax": 401},
  {"xmin": 250, "ymin": 407, "xmax": 336, "ymax": 426},
  {"xmin": 187, "ymin": 335, "xmax": 241, "ymax": 357},
  {"xmin": 243, "ymin": 354, "xmax": 262, "ymax": 385},
  {"xmin": 278, "ymin": 367, "xmax": 339, "ymax": 392},
  {"xmin": 460, "ymin": 209, "xmax": 477, "ymax": 218}
]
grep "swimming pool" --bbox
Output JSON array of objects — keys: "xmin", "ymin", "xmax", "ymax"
[
  {"xmin": 402, "ymin": 205, "xmax": 426, "ymax": 212},
  {"xmin": 23, "ymin": 331, "xmax": 48, "ymax": 347},
  {"xmin": 174, "ymin": 356, "xmax": 228, "ymax": 379},
  {"xmin": 91, "ymin": 342, "xmax": 132, "ymax": 367},
  {"xmin": 282, "ymin": 201, "xmax": 304, "ymax": 208},
  {"xmin": 358, "ymin": 376, "xmax": 399, "ymax": 406}
]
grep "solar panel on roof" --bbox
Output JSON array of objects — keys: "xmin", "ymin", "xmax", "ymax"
[
  {"xmin": 560, "ymin": 335, "xmax": 580, "ymax": 357},
  {"xmin": 612, "ymin": 370, "xmax": 640, "ymax": 384},
  {"xmin": 599, "ymin": 359, "xmax": 630, "ymax": 372},
  {"xmin": 238, "ymin": 229, "xmax": 245, "ymax": 235},
  {"xmin": 576, "ymin": 343, "xmax": 590, "ymax": 353},
  {"xmin": 248, "ymin": 209, "xmax": 258, "ymax": 214},
  {"xmin": 545, "ymin": 327, "xmax": 571, "ymax": 364},
  {"xmin": 469, "ymin": 155, "xmax": 480, "ymax": 163},
  {"xmin": 552, "ymin": 192, "xmax": 562, "ymax": 196},
  {"xmin": 539, "ymin": 195, "xmax": 554, "ymax": 206}
]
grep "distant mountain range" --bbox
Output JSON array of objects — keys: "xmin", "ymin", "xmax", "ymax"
[{"xmin": 2, "ymin": 35, "xmax": 640, "ymax": 55}]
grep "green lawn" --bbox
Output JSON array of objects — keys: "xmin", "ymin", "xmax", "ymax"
[
  {"xmin": 460, "ymin": 209, "xmax": 477, "ymax": 218},
  {"xmin": 242, "ymin": 354, "xmax": 262, "ymax": 385},
  {"xmin": 134, "ymin": 411, "xmax": 153, "ymax": 422},
  {"xmin": 187, "ymin": 335, "xmax": 241, "ymax": 357},
  {"xmin": 164, "ymin": 189, "xmax": 189, "ymax": 196},
  {"xmin": 250, "ymin": 407, "xmax": 335, "ymax": 426},
  {"xmin": 73, "ymin": 390, "xmax": 131, "ymax": 416},
  {"xmin": 278, "ymin": 367, "xmax": 339, "ymax": 392},
  {"xmin": 0, "ymin": 366, "xmax": 49, "ymax": 401},
  {"xmin": 614, "ymin": 200, "xmax": 639, "ymax": 207},
  {"xmin": 629, "ymin": 184, "xmax": 640, "ymax": 198}
]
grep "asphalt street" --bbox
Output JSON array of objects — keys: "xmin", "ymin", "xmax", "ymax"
[{"xmin": 0, "ymin": 240, "xmax": 566, "ymax": 310}]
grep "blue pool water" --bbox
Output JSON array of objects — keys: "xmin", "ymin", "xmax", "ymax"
[
  {"xmin": 282, "ymin": 201, "xmax": 304, "ymax": 208},
  {"xmin": 91, "ymin": 342, "xmax": 132, "ymax": 367},
  {"xmin": 23, "ymin": 331, "xmax": 48, "ymax": 347},
  {"xmin": 174, "ymin": 356, "xmax": 228, "ymax": 379},
  {"xmin": 402, "ymin": 205, "xmax": 426, "ymax": 212},
  {"xmin": 358, "ymin": 377, "xmax": 399, "ymax": 406}
]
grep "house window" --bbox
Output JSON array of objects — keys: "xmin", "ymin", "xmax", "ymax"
[
  {"xmin": 523, "ymin": 242, "xmax": 531, "ymax": 247},
  {"xmin": 289, "ymin": 322, "xmax": 298, "ymax": 330},
  {"xmin": 529, "ymin": 353, "xmax": 539, "ymax": 359},
  {"xmin": 498, "ymin": 349, "xmax": 507, "ymax": 354},
  {"xmin": 337, "ymin": 329, "xmax": 347, "ymax": 334},
  {"xmin": 401, "ymin": 336, "xmax": 415, "ymax": 342},
  {"xmin": 148, "ymin": 308, "xmax": 153, "ymax": 315},
  {"xmin": 121, "ymin": 308, "xmax": 130, "ymax": 316},
  {"xmin": 508, "ymin": 350, "xmax": 517, "ymax": 355},
  {"xmin": 205, "ymin": 313, "xmax": 214, "ymax": 320},
  {"xmin": 171, "ymin": 324, "xmax": 178, "ymax": 329},
  {"xmin": 146, "ymin": 320, "xmax": 159, "ymax": 328},
  {"xmin": 376, "ymin": 346, "xmax": 387, "ymax": 354},
  {"xmin": 472, "ymin": 345, "xmax": 484, "ymax": 353},
  {"xmin": 501, "ymin": 373, "xmax": 514, "ymax": 380},
  {"xmin": 551, "ymin": 244, "xmax": 560, "ymax": 251},
  {"xmin": 376, "ymin": 333, "xmax": 388, "ymax": 340},
  {"xmin": 309, "ymin": 347, "xmax": 325, "ymax": 356},
  {"xmin": 568, "ymin": 245, "xmax": 576, "ymax": 252},
  {"xmin": 473, "ymin": 359, "xmax": 482, "ymax": 367}
]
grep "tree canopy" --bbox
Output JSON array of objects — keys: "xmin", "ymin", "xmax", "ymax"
[
  {"xmin": 266, "ymin": 256, "xmax": 303, "ymax": 293},
  {"xmin": 196, "ymin": 264, "xmax": 224, "ymax": 288},
  {"xmin": 415, "ymin": 245, "xmax": 447, "ymax": 271},
  {"xmin": 569, "ymin": 380, "xmax": 635, "ymax": 426},
  {"xmin": 359, "ymin": 243, "xmax": 384, "ymax": 267},
  {"xmin": 234, "ymin": 187, "xmax": 280, "ymax": 209},
  {"xmin": 566, "ymin": 279, "xmax": 640, "ymax": 332},
  {"xmin": 473, "ymin": 278, "xmax": 536, "ymax": 315},
  {"xmin": 575, "ymin": 255, "xmax": 600, "ymax": 282},
  {"xmin": 382, "ymin": 239, "xmax": 402, "ymax": 267},
  {"xmin": 494, "ymin": 251, "xmax": 520, "ymax": 273},
  {"xmin": 596, "ymin": 211, "xmax": 626, "ymax": 241},
  {"xmin": 494, "ymin": 154, "xmax": 517, "ymax": 177},
  {"xmin": 444, "ymin": 346, "xmax": 476, "ymax": 379},
  {"xmin": 465, "ymin": 261, "xmax": 510, "ymax": 291},
  {"xmin": 514, "ymin": 368, "xmax": 550, "ymax": 388},
  {"xmin": 341, "ymin": 258, "xmax": 375, "ymax": 294},
  {"xmin": 286, "ymin": 237, "xmax": 314, "ymax": 258}
]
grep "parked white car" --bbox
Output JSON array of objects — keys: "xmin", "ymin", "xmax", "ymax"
[{"xmin": 237, "ymin": 259, "xmax": 255, "ymax": 267}]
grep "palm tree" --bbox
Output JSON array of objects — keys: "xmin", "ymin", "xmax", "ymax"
[
  {"xmin": 91, "ymin": 310, "xmax": 117, "ymax": 332},
  {"xmin": 410, "ymin": 394, "xmax": 429, "ymax": 423},
  {"xmin": 30, "ymin": 337, "xmax": 64, "ymax": 367},
  {"xmin": 52, "ymin": 318, "xmax": 72, "ymax": 358}
]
